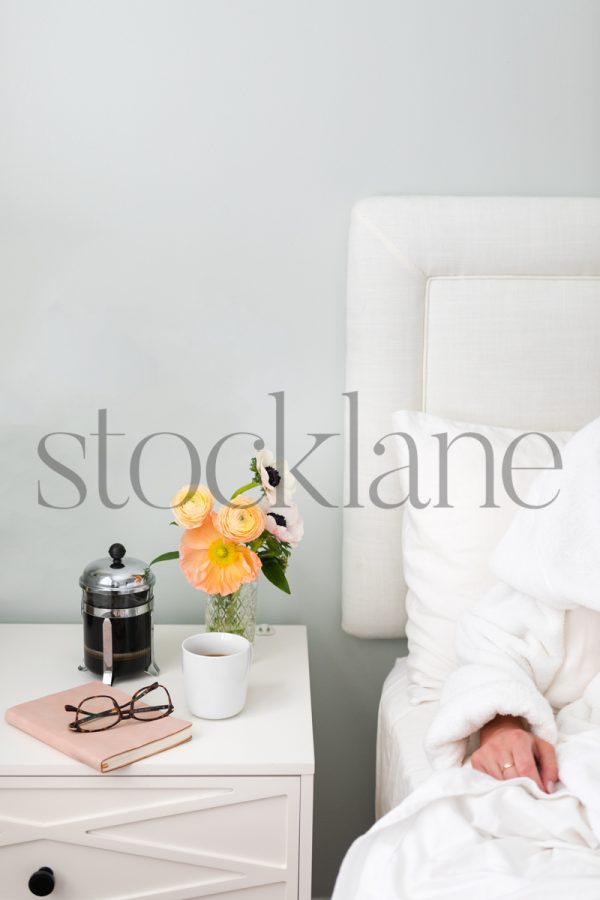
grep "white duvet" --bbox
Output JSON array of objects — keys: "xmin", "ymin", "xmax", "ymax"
[
  {"xmin": 333, "ymin": 416, "xmax": 600, "ymax": 898},
  {"xmin": 334, "ymin": 679, "xmax": 600, "ymax": 899}
]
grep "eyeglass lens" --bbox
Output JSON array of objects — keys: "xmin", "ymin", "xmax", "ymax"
[
  {"xmin": 132, "ymin": 685, "xmax": 172, "ymax": 721},
  {"xmin": 76, "ymin": 695, "xmax": 121, "ymax": 732}
]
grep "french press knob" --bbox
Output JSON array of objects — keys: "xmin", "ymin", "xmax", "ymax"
[{"xmin": 108, "ymin": 542, "xmax": 126, "ymax": 568}]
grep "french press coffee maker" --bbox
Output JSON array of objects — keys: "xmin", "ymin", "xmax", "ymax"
[{"xmin": 78, "ymin": 543, "xmax": 159, "ymax": 685}]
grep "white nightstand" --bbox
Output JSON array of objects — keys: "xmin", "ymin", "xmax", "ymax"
[{"xmin": 0, "ymin": 624, "xmax": 314, "ymax": 900}]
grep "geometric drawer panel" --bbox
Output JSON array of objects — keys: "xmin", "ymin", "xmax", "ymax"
[
  {"xmin": 94, "ymin": 796, "xmax": 290, "ymax": 866},
  {"xmin": 0, "ymin": 788, "xmax": 231, "ymax": 827},
  {"xmin": 0, "ymin": 776, "xmax": 300, "ymax": 899}
]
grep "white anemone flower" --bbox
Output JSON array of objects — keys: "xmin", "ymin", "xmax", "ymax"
[
  {"xmin": 260, "ymin": 500, "xmax": 304, "ymax": 546},
  {"xmin": 255, "ymin": 449, "xmax": 296, "ymax": 506}
]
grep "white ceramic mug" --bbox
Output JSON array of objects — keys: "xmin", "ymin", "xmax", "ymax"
[{"xmin": 181, "ymin": 632, "xmax": 253, "ymax": 719}]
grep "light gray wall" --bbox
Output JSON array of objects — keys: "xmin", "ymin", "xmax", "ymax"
[{"xmin": 2, "ymin": 1, "xmax": 600, "ymax": 894}]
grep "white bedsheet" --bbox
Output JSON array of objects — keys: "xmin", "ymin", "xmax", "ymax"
[{"xmin": 376, "ymin": 658, "xmax": 436, "ymax": 818}]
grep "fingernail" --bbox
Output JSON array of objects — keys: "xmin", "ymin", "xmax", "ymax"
[{"xmin": 547, "ymin": 781, "xmax": 555, "ymax": 793}]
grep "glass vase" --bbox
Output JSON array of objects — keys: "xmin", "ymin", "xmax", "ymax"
[{"xmin": 204, "ymin": 581, "xmax": 258, "ymax": 642}]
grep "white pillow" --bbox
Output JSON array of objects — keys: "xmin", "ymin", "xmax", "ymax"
[{"xmin": 392, "ymin": 410, "xmax": 572, "ymax": 704}]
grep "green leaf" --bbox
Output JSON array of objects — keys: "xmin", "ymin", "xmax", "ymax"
[
  {"xmin": 169, "ymin": 521, "xmax": 179, "ymax": 526},
  {"xmin": 261, "ymin": 557, "xmax": 291, "ymax": 594},
  {"xmin": 149, "ymin": 551, "xmax": 179, "ymax": 566},
  {"xmin": 258, "ymin": 531, "xmax": 291, "ymax": 565}
]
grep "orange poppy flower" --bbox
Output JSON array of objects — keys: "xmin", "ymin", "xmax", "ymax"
[{"xmin": 179, "ymin": 513, "xmax": 261, "ymax": 596}]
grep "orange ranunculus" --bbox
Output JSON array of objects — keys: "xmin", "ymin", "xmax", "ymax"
[
  {"xmin": 216, "ymin": 496, "xmax": 266, "ymax": 544},
  {"xmin": 179, "ymin": 513, "xmax": 261, "ymax": 596},
  {"xmin": 171, "ymin": 484, "xmax": 214, "ymax": 529}
]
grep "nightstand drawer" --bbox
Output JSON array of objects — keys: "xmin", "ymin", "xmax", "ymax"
[{"xmin": 0, "ymin": 776, "xmax": 300, "ymax": 899}]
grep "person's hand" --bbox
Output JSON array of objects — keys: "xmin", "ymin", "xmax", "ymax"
[{"xmin": 471, "ymin": 714, "xmax": 557, "ymax": 793}]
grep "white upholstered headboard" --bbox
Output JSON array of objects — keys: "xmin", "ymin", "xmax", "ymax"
[{"xmin": 342, "ymin": 196, "xmax": 600, "ymax": 639}]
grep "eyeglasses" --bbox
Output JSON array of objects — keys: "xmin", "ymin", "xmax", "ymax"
[{"xmin": 65, "ymin": 682, "xmax": 174, "ymax": 733}]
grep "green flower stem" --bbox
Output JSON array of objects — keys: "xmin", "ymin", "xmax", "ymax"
[
  {"xmin": 250, "ymin": 535, "xmax": 265, "ymax": 552},
  {"xmin": 230, "ymin": 481, "xmax": 259, "ymax": 500}
]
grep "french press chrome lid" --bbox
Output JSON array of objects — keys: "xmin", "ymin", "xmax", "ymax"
[{"xmin": 79, "ymin": 543, "xmax": 155, "ymax": 595}]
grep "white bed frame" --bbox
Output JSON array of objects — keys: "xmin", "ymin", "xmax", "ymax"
[{"xmin": 342, "ymin": 196, "xmax": 600, "ymax": 639}]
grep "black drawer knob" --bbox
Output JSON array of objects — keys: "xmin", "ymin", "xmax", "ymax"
[{"xmin": 28, "ymin": 867, "xmax": 55, "ymax": 896}]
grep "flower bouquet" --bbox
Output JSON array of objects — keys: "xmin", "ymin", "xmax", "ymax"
[{"xmin": 151, "ymin": 450, "xmax": 303, "ymax": 641}]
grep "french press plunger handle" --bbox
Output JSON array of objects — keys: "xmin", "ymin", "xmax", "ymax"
[{"xmin": 108, "ymin": 543, "xmax": 126, "ymax": 569}]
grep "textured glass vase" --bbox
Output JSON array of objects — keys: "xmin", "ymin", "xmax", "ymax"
[{"xmin": 204, "ymin": 581, "xmax": 258, "ymax": 642}]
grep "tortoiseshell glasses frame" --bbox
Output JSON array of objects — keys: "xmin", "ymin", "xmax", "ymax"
[{"xmin": 65, "ymin": 682, "xmax": 174, "ymax": 732}]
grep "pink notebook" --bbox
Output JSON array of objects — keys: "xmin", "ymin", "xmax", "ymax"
[{"xmin": 5, "ymin": 682, "xmax": 192, "ymax": 772}]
